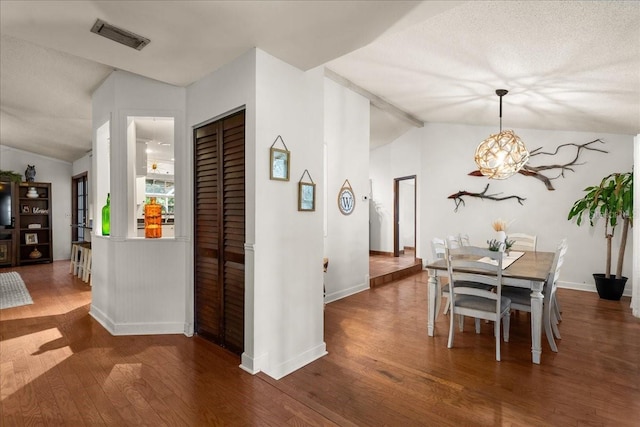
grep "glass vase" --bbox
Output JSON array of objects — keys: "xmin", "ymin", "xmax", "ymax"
[
  {"xmin": 101, "ymin": 193, "xmax": 110, "ymax": 236},
  {"xmin": 144, "ymin": 197, "xmax": 162, "ymax": 238}
]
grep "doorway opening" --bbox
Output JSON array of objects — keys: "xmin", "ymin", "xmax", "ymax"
[
  {"xmin": 394, "ymin": 175, "xmax": 416, "ymax": 258},
  {"xmin": 368, "ymin": 175, "xmax": 421, "ymax": 287},
  {"xmin": 71, "ymin": 172, "xmax": 89, "ymax": 242}
]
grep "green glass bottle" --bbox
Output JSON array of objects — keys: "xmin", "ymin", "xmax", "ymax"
[{"xmin": 102, "ymin": 193, "xmax": 110, "ymax": 236}]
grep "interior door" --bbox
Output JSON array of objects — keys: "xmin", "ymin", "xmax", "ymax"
[{"xmin": 194, "ymin": 110, "xmax": 245, "ymax": 354}]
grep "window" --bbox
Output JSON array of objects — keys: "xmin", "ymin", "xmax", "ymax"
[
  {"xmin": 128, "ymin": 116, "xmax": 175, "ymax": 237},
  {"xmin": 146, "ymin": 179, "xmax": 174, "ymax": 216}
]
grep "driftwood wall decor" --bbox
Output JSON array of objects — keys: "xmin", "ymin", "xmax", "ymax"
[
  {"xmin": 450, "ymin": 139, "xmax": 607, "ymax": 211},
  {"xmin": 469, "ymin": 139, "xmax": 608, "ymax": 190},
  {"xmin": 448, "ymin": 184, "xmax": 525, "ymax": 212}
]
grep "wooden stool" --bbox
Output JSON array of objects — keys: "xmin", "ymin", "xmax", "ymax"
[
  {"xmin": 80, "ymin": 248, "xmax": 92, "ymax": 283},
  {"xmin": 75, "ymin": 242, "xmax": 91, "ymax": 280},
  {"xmin": 69, "ymin": 243, "xmax": 81, "ymax": 275}
]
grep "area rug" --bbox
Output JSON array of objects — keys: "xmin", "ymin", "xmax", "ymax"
[{"xmin": 0, "ymin": 271, "xmax": 34, "ymax": 310}]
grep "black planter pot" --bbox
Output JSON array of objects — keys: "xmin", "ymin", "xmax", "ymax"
[{"xmin": 593, "ymin": 274, "xmax": 628, "ymax": 300}]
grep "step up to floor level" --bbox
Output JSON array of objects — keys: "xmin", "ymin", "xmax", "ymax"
[{"xmin": 370, "ymin": 259, "xmax": 422, "ymax": 287}]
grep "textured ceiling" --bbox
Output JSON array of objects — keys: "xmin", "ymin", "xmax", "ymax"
[
  {"xmin": 0, "ymin": 1, "xmax": 638, "ymax": 163},
  {"xmin": 329, "ymin": 0, "xmax": 640, "ymax": 137}
]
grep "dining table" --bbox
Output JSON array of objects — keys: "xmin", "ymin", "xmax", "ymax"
[{"xmin": 425, "ymin": 250, "xmax": 555, "ymax": 364}]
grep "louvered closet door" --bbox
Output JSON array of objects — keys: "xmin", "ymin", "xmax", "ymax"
[{"xmin": 194, "ymin": 110, "xmax": 245, "ymax": 354}]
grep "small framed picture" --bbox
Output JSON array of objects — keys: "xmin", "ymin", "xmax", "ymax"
[
  {"xmin": 270, "ymin": 147, "xmax": 290, "ymax": 181},
  {"xmin": 298, "ymin": 182, "xmax": 316, "ymax": 212},
  {"xmin": 0, "ymin": 244, "xmax": 7, "ymax": 263},
  {"xmin": 21, "ymin": 204, "xmax": 30, "ymax": 214},
  {"xmin": 25, "ymin": 233, "xmax": 38, "ymax": 245}
]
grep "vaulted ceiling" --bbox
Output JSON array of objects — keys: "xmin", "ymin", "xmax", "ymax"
[{"xmin": 1, "ymin": 1, "xmax": 638, "ymax": 163}]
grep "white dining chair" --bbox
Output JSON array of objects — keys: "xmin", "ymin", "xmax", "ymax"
[
  {"xmin": 433, "ymin": 236, "xmax": 483, "ymax": 316},
  {"xmin": 431, "ymin": 237, "xmax": 450, "ymax": 315},
  {"xmin": 502, "ymin": 238, "xmax": 567, "ymax": 352},
  {"xmin": 446, "ymin": 233, "xmax": 470, "ymax": 249},
  {"xmin": 445, "ymin": 245, "xmax": 511, "ymax": 361},
  {"xmin": 508, "ymin": 233, "xmax": 537, "ymax": 251}
]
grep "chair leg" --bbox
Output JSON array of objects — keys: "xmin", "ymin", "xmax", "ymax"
[
  {"xmin": 82, "ymin": 249, "xmax": 91, "ymax": 283},
  {"xmin": 543, "ymin": 301, "xmax": 558, "ymax": 352},
  {"xmin": 69, "ymin": 244, "xmax": 78, "ymax": 274},
  {"xmin": 475, "ymin": 318, "xmax": 481, "ymax": 334},
  {"xmin": 443, "ymin": 298, "xmax": 450, "ymax": 315},
  {"xmin": 447, "ymin": 309, "xmax": 456, "ymax": 349},
  {"xmin": 554, "ymin": 296, "xmax": 563, "ymax": 322},
  {"xmin": 458, "ymin": 315, "xmax": 464, "ymax": 332},
  {"xmin": 495, "ymin": 320, "xmax": 501, "ymax": 361},
  {"xmin": 76, "ymin": 247, "xmax": 84, "ymax": 278},
  {"xmin": 551, "ymin": 310, "xmax": 562, "ymax": 340},
  {"xmin": 503, "ymin": 313, "xmax": 510, "ymax": 343}
]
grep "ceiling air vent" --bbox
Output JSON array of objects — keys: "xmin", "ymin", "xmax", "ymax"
[{"xmin": 90, "ymin": 19, "xmax": 150, "ymax": 50}]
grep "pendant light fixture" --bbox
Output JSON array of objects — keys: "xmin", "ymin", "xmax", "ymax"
[{"xmin": 474, "ymin": 89, "xmax": 529, "ymax": 179}]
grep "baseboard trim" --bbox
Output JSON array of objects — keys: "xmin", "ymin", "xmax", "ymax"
[
  {"xmin": 325, "ymin": 281, "xmax": 369, "ymax": 303},
  {"xmin": 262, "ymin": 342, "xmax": 327, "ymax": 380},
  {"xmin": 369, "ymin": 250, "xmax": 394, "ymax": 257},
  {"xmin": 240, "ymin": 352, "xmax": 268, "ymax": 375},
  {"xmin": 559, "ymin": 280, "xmax": 632, "ymax": 297},
  {"xmin": 89, "ymin": 305, "xmax": 115, "ymax": 334},
  {"xmin": 88, "ymin": 306, "xmax": 185, "ymax": 335}
]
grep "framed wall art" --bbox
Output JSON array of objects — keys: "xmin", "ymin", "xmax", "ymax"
[
  {"xmin": 25, "ymin": 233, "xmax": 38, "ymax": 245},
  {"xmin": 298, "ymin": 169, "xmax": 316, "ymax": 212},
  {"xmin": 338, "ymin": 179, "xmax": 355, "ymax": 215},
  {"xmin": 270, "ymin": 135, "xmax": 290, "ymax": 181}
]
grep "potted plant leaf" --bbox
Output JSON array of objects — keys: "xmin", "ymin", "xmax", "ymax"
[
  {"xmin": 567, "ymin": 171, "xmax": 633, "ymax": 300},
  {"xmin": 0, "ymin": 170, "xmax": 23, "ymax": 183}
]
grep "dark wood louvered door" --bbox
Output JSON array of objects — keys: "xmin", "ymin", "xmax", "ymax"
[{"xmin": 194, "ymin": 110, "xmax": 245, "ymax": 355}]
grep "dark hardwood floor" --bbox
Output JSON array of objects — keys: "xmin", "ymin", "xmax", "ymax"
[{"xmin": 1, "ymin": 261, "xmax": 639, "ymax": 426}]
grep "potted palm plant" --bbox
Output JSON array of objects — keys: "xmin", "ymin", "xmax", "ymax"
[{"xmin": 567, "ymin": 171, "xmax": 633, "ymax": 300}]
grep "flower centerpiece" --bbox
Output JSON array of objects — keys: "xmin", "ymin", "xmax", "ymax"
[
  {"xmin": 487, "ymin": 239, "xmax": 503, "ymax": 252},
  {"xmin": 492, "ymin": 218, "xmax": 507, "ymax": 242},
  {"xmin": 504, "ymin": 239, "xmax": 515, "ymax": 254},
  {"xmin": 490, "ymin": 218, "xmax": 514, "ymax": 253}
]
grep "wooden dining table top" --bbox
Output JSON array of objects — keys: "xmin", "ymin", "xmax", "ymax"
[{"xmin": 425, "ymin": 250, "xmax": 555, "ymax": 282}]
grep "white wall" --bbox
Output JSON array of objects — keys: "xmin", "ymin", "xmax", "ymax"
[
  {"xmin": 410, "ymin": 123, "xmax": 634, "ymax": 294},
  {"xmin": 369, "ymin": 127, "xmax": 423, "ymax": 255},
  {"xmin": 253, "ymin": 51, "xmax": 326, "ymax": 379},
  {"xmin": 187, "ymin": 49, "xmax": 327, "ymax": 379},
  {"xmin": 0, "ymin": 145, "xmax": 72, "ymax": 261},
  {"xmin": 323, "ymin": 78, "xmax": 371, "ymax": 302},
  {"xmin": 72, "ymin": 152, "xmax": 91, "ymax": 177},
  {"xmin": 369, "ymin": 144, "xmax": 393, "ymax": 252},
  {"xmin": 90, "ymin": 71, "xmax": 188, "ymax": 335}
]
